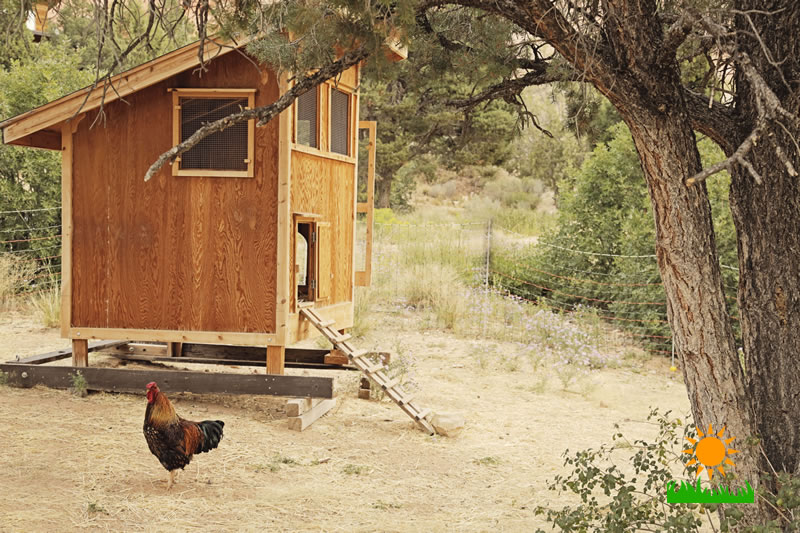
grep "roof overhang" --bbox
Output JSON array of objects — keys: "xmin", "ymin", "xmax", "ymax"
[
  {"xmin": 1, "ymin": 31, "xmax": 406, "ymax": 151},
  {"xmin": 0, "ymin": 37, "xmax": 245, "ymax": 150}
]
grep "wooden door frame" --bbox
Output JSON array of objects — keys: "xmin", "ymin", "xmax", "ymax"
[
  {"xmin": 292, "ymin": 212, "xmax": 322, "ymax": 312},
  {"xmin": 355, "ymin": 121, "xmax": 376, "ymax": 287}
]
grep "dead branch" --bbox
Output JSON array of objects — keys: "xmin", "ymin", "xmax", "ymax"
[
  {"xmin": 685, "ymin": 120, "xmax": 765, "ymax": 186},
  {"xmin": 143, "ymin": 45, "xmax": 370, "ymax": 181},
  {"xmin": 684, "ymin": 12, "xmax": 800, "ymax": 185}
]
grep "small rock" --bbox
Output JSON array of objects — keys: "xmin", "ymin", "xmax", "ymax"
[{"xmin": 431, "ymin": 411, "xmax": 466, "ymax": 438}]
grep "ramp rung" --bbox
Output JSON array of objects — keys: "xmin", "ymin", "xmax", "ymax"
[
  {"xmin": 415, "ymin": 408, "xmax": 432, "ymax": 421},
  {"xmin": 319, "ymin": 319, "xmax": 335, "ymax": 328},
  {"xmin": 399, "ymin": 393, "xmax": 415, "ymax": 405},
  {"xmin": 364, "ymin": 361, "xmax": 384, "ymax": 374},
  {"xmin": 349, "ymin": 350, "xmax": 369, "ymax": 361},
  {"xmin": 334, "ymin": 333, "xmax": 352, "ymax": 344},
  {"xmin": 381, "ymin": 376, "xmax": 400, "ymax": 390}
]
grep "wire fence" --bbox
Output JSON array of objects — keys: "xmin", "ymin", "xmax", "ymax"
[
  {"xmin": 2, "ymin": 206, "xmax": 740, "ymax": 358},
  {"xmin": 369, "ymin": 219, "xmax": 741, "ymax": 359},
  {"xmin": 0, "ymin": 206, "xmax": 63, "ymax": 294}
]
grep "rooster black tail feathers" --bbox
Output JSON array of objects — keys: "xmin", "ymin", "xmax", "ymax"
[{"xmin": 197, "ymin": 420, "xmax": 224, "ymax": 454}]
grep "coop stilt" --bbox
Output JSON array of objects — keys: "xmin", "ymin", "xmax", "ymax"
[
  {"xmin": 72, "ymin": 339, "xmax": 88, "ymax": 367},
  {"xmin": 300, "ymin": 308, "xmax": 436, "ymax": 435}
]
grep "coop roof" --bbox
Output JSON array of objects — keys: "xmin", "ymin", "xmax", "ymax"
[
  {"xmin": 0, "ymin": 37, "xmax": 247, "ymax": 150},
  {"xmin": 1, "ymin": 32, "xmax": 406, "ymax": 151}
]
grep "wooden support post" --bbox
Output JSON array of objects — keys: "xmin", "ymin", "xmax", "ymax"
[
  {"xmin": 324, "ymin": 349, "xmax": 350, "ymax": 366},
  {"xmin": 72, "ymin": 339, "xmax": 88, "ymax": 367},
  {"xmin": 166, "ymin": 342, "xmax": 183, "ymax": 357},
  {"xmin": 267, "ymin": 345, "xmax": 285, "ymax": 375},
  {"xmin": 358, "ymin": 376, "xmax": 371, "ymax": 400}
]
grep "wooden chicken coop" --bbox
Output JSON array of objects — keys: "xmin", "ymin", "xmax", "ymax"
[{"xmin": 0, "ymin": 37, "xmax": 400, "ymax": 382}]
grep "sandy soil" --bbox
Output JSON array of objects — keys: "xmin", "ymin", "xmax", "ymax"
[{"xmin": 0, "ymin": 307, "xmax": 693, "ymax": 533}]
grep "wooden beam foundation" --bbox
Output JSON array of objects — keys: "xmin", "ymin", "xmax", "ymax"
[
  {"xmin": 8, "ymin": 340, "xmax": 127, "ymax": 364},
  {"xmin": 0, "ymin": 364, "xmax": 334, "ymax": 398},
  {"xmin": 108, "ymin": 352, "xmax": 357, "ymax": 370},
  {"xmin": 287, "ymin": 398, "xmax": 337, "ymax": 431}
]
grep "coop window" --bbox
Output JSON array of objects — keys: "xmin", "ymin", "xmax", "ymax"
[
  {"xmin": 329, "ymin": 88, "xmax": 350, "ymax": 156},
  {"xmin": 172, "ymin": 89, "xmax": 255, "ymax": 178},
  {"xmin": 295, "ymin": 87, "xmax": 319, "ymax": 148}
]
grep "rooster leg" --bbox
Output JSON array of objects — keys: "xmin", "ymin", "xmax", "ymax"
[{"xmin": 167, "ymin": 470, "xmax": 177, "ymax": 490}]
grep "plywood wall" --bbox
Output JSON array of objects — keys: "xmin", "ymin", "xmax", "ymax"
[
  {"xmin": 71, "ymin": 52, "xmax": 279, "ymax": 333},
  {"xmin": 290, "ymin": 151, "xmax": 355, "ymax": 306}
]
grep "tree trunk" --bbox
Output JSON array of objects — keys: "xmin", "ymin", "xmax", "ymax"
[
  {"xmin": 729, "ymin": 1, "xmax": 800, "ymax": 488},
  {"xmin": 375, "ymin": 174, "xmax": 391, "ymax": 209},
  {"xmin": 591, "ymin": 2, "xmax": 764, "ymax": 523},
  {"xmin": 620, "ymin": 104, "xmax": 761, "ymax": 484}
]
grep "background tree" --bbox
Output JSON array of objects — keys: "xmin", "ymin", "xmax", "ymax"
[{"xmin": 359, "ymin": 21, "xmax": 519, "ymax": 208}]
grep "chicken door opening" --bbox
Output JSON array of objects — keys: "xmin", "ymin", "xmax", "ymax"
[{"xmin": 296, "ymin": 222, "xmax": 315, "ymax": 303}]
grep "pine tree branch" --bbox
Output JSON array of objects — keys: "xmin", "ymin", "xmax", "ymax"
[
  {"xmin": 446, "ymin": 66, "xmax": 581, "ymax": 109},
  {"xmin": 143, "ymin": 45, "xmax": 370, "ymax": 181},
  {"xmin": 418, "ymin": 0, "xmax": 618, "ymax": 97},
  {"xmin": 684, "ymin": 12, "xmax": 800, "ymax": 185},
  {"xmin": 660, "ymin": 11, "xmax": 695, "ymax": 61}
]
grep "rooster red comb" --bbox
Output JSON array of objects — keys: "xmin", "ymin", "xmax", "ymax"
[{"xmin": 146, "ymin": 381, "xmax": 158, "ymax": 390}]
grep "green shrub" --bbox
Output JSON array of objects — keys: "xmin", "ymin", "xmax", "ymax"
[
  {"xmin": 490, "ymin": 123, "xmax": 738, "ymax": 354},
  {"xmin": 534, "ymin": 409, "xmax": 705, "ymax": 532},
  {"xmin": 70, "ymin": 371, "xmax": 88, "ymax": 397}
]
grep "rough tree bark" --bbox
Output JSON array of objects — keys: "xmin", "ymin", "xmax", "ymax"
[
  {"xmin": 729, "ymin": 2, "xmax": 800, "ymax": 480},
  {"xmin": 593, "ymin": 0, "xmax": 764, "ymax": 507}
]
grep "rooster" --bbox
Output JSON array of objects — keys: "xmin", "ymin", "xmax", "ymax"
[{"xmin": 143, "ymin": 381, "xmax": 225, "ymax": 489}]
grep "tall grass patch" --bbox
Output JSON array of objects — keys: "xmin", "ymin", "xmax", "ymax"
[
  {"xmin": 28, "ymin": 285, "xmax": 61, "ymax": 328},
  {"xmin": 0, "ymin": 254, "xmax": 36, "ymax": 309}
]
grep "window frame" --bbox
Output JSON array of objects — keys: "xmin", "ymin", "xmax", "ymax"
[
  {"xmin": 328, "ymin": 86, "xmax": 352, "ymax": 157},
  {"xmin": 171, "ymin": 88, "xmax": 256, "ymax": 178},
  {"xmin": 293, "ymin": 85, "xmax": 321, "ymax": 149}
]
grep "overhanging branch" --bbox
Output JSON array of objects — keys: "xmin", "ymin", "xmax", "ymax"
[
  {"xmin": 143, "ymin": 45, "xmax": 370, "ymax": 181},
  {"xmin": 447, "ymin": 66, "xmax": 581, "ymax": 109}
]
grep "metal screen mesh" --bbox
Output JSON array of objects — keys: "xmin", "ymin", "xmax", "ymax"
[
  {"xmin": 330, "ymin": 88, "xmax": 350, "ymax": 155},
  {"xmin": 180, "ymin": 97, "xmax": 248, "ymax": 171},
  {"xmin": 296, "ymin": 88, "xmax": 318, "ymax": 148}
]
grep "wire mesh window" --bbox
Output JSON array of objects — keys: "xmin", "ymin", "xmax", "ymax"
[
  {"xmin": 179, "ymin": 97, "xmax": 249, "ymax": 171},
  {"xmin": 296, "ymin": 88, "xmax": 318, "ymax": 148},
  {"xmin": 330, "ymin": 88, "xmax": 350, "ymax": 155}
]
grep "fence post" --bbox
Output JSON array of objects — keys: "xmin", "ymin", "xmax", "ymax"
[{"xmin": 484, "ymin": 218, "xmax": 492, "ymax": 289}]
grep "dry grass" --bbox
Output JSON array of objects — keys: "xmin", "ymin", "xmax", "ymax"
[
  {"xmin": 28, "ymin": 285, "xmax": 61, "ymax": 328},
  {"xmin": 0, "ymin": 254, "xmax": 36, "ymax": 310},
  {"xmin": 0, "ymin": 306, "xmax": 695, "ymax": 533}
]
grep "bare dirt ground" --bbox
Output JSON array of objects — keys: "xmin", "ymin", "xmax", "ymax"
[{"xmin": 0, "ymin": 307, "xmax": 692, "ymax": 533}]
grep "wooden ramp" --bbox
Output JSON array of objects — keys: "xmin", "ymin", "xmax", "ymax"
[{"xmin": 300, "ymin": 308, "xmax": 436, "ymax": 435}]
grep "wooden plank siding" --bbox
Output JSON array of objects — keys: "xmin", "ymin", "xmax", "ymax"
[
  {"xmin": 289, "ymin": 151, "xmax": 355, "ymax": 307},
  {"xmin": 70, "ymin": 52, "xmax": 279, "ymax": 334}
]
